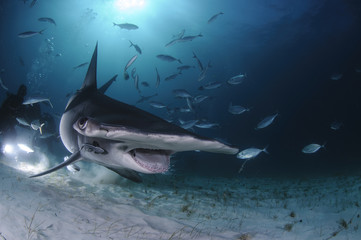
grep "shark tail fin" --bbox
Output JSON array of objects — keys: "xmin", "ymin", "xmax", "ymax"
[
  {"xmin": 81, "ymin": 42, "xmax": 98, "ymax": 91},
  {"xmin": 29, "ymin": 151, "xmax": 81, "ymax": 178}
]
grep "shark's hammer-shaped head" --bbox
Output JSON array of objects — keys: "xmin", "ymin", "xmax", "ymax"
[
  {"xmin": 30, "ymin": 43, "xmax": 239, "ymax": 182},
  {"xmin": 74, "ymin": 117, "xmax": 172, "ymax": 174}
]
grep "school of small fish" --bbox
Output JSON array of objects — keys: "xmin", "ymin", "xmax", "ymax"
[{"xmin": 7, "ymin": 6, "xmax": 348, "ymax": 176}]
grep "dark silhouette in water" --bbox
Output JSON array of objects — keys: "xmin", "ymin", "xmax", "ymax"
[{"xmin": 0, "ymin": 84, "xmax": 28, "ymax": 141}]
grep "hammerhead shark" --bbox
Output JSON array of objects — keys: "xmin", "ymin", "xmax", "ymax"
[{"xmin": 30, "ymin": 43, "xmax": 239, "ymax": 182}]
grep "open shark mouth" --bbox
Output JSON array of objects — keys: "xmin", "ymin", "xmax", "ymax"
[{"xmin": 129, "ymin": 148, "xmax": 171, "ymax": 173}]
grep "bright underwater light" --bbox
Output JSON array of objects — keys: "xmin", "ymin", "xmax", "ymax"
[
  {"xmin": 3, "ymin": 144, "xmax": 14, "ymax": 155},
  {"xmin": 114, "ymin": 0, "xmax": 145, "ymax": 10}
]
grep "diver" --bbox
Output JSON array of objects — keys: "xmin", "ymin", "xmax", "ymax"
[{"xmin": 0, "ymin": 84, "xmax": 28, "ymax": 143}]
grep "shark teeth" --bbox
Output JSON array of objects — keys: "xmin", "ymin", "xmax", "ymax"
[{"xmin": 130, "ymin": 148, "xmax": 171, "ymax": 173}]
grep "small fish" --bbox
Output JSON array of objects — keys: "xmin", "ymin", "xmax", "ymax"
[
  {"xmin": 155, "ymin": 67, "xmax": 160, "ymax": 88},
  {"xmin": 38, "ymin": 17, "xmax": 56, "ymax": 26},
  {"xmin": 198, "ymin": 61, "xmax": 211, "ymax": 81},
  {"xmin": 195, "ymin": 121, "xmax": 219, "ymax": 129},
  {"xmin": 141, "ymin": 81, "xmax": 149, "ymax": 87},
  {"xmin": 16, "ymin": 117, "xmax": 30, "ymax": 127},
  {"xmin": 129, "ymin": 40, "xmax": 142, "ymax": 54},
  {"xmin": 23, "ymin": 96, "xmax": 53, "ymax": 108},
  {"xmin": 227, "ymin": 73, "xmax": 247, "ymax": 85},
  {"xmin": 255, "ymin": 113, "xmax": 278, "ymax": 130},
  {"xmin": 0, "ymin": 77, "xmax": 8, "ymax": 91},
  {"xmin": 330, "ymin": 73, "xmax": 343, "ymax": 81},
  {"xmin": 136, "ymin": 93, "xmax": 158, "ymax": 104},
  {"xmin": 179, "ymin": 107, "xmax": 192, "ymax": 113},
  {"xmin": 18, "ymin": 29, "xmax": 45, "ymax": 38},
  {"xmin": 237, "ymin": 147, "xmax": 268, "ymax": 160},
  {"xmin": 178, "ymin": 34, "xmax": 203, "ymax": 43},
  {"xmin": 198, "ymin": 81, "xmax": 222, "ymax": 90},
  {"xmin": 186, "ymin": 97, "xmax": 194, "ymax": 112},
  {"xmin": 165, "ymin": 38, "xmax": 181, "ymax": 47},
  {"xmin": 207, "ymin": 12, "xmax": 224, "ymax": 24},
  {"xmin": 193, "ymin": 95, "xmax": 209, "ymax": 104},
  {"xmin": 302, "ymin": 143, "xmax": 325, "ymax": 154},
  {"xmin": 330, "ymin": 121, "xmax": 343, "ymax": 130},
  {"xmin": 131, "ymin": 68, "xmax": 137, "ymax": 80},
  {"xmin": 156, "ymin": 54, "xmax": 182, "ymax": 64},
  {"xmin": 179, "ymin": 119, "xmax": 198, "ymax": 129},
  {"xmin": 228, "ymin": 103, "xmax": 249, "ymax": 115},
  {"xmin": 165, "ymin": 73, "xmax": 180, "ymax": 81},
  {"xmin": 113, "ymin": 22, "xmax": 139, "ymax": 30},
  {"xmin": 177, "ymin": 65, "xmax": 195, "ymax": 73},
  {"xmin": 173, "ymin": 89, "xmax": 192, "ymax": 98},
  {"xmin": 149, "ymin": 101, "xmax": 167, "ymax": 109},
  {"xmin": 192, "ymin": 51, "xmax": 204, "ymax": 72},
  {"xmin": 73, "ymin": 62, "xmax": 89, "ymax": 70},
  {"xmin": 64, "ymin": 156, "xmax": 80, "ymax": 173},
  {"xmin": 124, "ymin": 55, "xmax": 138, "ymax": 72},
  {"xmin": 55, "ymin": 53, "xmax": 62, "ymax": 57},
  {"xmin": 134, "ymin": 74, "xmax": 140, "ymax": 93}
]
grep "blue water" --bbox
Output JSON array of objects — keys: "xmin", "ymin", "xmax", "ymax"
[{"xmin": 1, "ymin": 0, "xmax": 361, "ymax": 178}]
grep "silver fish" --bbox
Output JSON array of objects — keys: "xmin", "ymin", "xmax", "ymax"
[
  {"xmin": 164, "ymin": 73, "xmax": 180, "ymax": 81},
  {"xmin": 173, "ymin": 89, "xmax": 192, "ymax": 98},
  {"xmin": 177, "ymin": 65, "xmax": 195, "ymax": 73},
  {"xmin": 237, "ymin": 147, "xmax": 268, "ymax": 160},
  {"xmin": 124, "ymin": 55, "xmax": 138, "ymax": 72},
  {"xmin": 16, "ymin": 117, "xmax": 30, "ymax": 127},
  {"xmin": 131, "ymin": 68, "xmax": 137, "ymax": 79},
  {"xmin": 134, "ymin": 74, "xmax": 140, "ymax": 93},
  {"xmin": 195, "ymin": 121, "xmax": 219, "ymax": 129},
  {"xmin": 18, "ymin": 29, "xmax": 45, "ymax": 38},
  {"xmin": 193, "ymin": 95, "xmax": 209, "ymax": 104},
  {"xmin": 178, "ymin": 34, "xmax": 203, "ymax": 43},
  {"xmin": 255, "ymin": 113, "xmax": 278, "ymax": 130},
  {"xmin": 156, "ymin": 54, "xmax": 182, "ymax": 64},
  {"xmin": 302, "ymin": 143, "xmax": 325, "ymax": 154},
  {"xmin": 228, "ymin": 103, "xmax": 249, "ymax": 115},
  {"xmin": 207, "ymin": 12, "xmax": 224, "ymax": 24},
  {"xmin": 73, "ymin": 62, "xmax": 89, "ymax": 70},
  {"xmin": 113, "ymin": 22, "xmax": 139, "ymax": 30},
  {"xmin": 179, "ymin": 119, "xmax": 198, "ymax": 129},
  {"xmin": 155, "ymin": 67, "xmax": 160, "ymax": 88},
  {"xmin": 23, "ymin": 96, "xmax": 53, "ymax": 108},
  {"xmin": 198, "ymin": 81, "xmax": 222, "ymax": 90},
  {"xmin": 149, "ymin": 101, "xmax": 167, "ymax": 109},
  {"xmin": 192, "ymin": 51, "xmax": 204, "ymax": 72},
  {"xmin": 129, "ymin": 40, "xmax": 142, "ymax": 54},
  {"xmin": 227, "ymin": 73, "xmax": 247, "ymax": 85},
  {"xmin": 38, "ymin": 17, "xmax": 56, "ymax": 26}
]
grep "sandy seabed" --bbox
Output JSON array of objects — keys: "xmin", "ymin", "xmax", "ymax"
[{"xmin": 0, "ymin": 155, "xmax": 361, "ymax": 240}]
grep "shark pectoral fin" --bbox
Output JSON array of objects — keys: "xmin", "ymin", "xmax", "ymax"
[
  {"xmin": 106, "ymin": 167, "xmax": 142, "ymax": 183},
  {"xmin": 29, "ymin": 151, "xmax": 81, "ymax": 178}
]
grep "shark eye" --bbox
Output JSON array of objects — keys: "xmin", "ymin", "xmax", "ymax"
[{"xmin": 78, "ymin": 117, "xmax": 88, "ymax": 130}]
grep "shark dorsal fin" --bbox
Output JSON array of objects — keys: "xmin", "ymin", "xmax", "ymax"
[{"xmin": 81, "ymin": 42, "xmax": 98, "ymax": 91}]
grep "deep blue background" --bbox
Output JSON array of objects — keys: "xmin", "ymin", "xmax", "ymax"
[{"xmin": 1, "ymin": 0, "xmax": 361, "ymax": 178}]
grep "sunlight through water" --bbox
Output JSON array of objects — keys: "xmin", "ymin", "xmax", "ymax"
[{"xmin": 114, "ymin": 0, "xmax": 146, "ymax": 11}]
